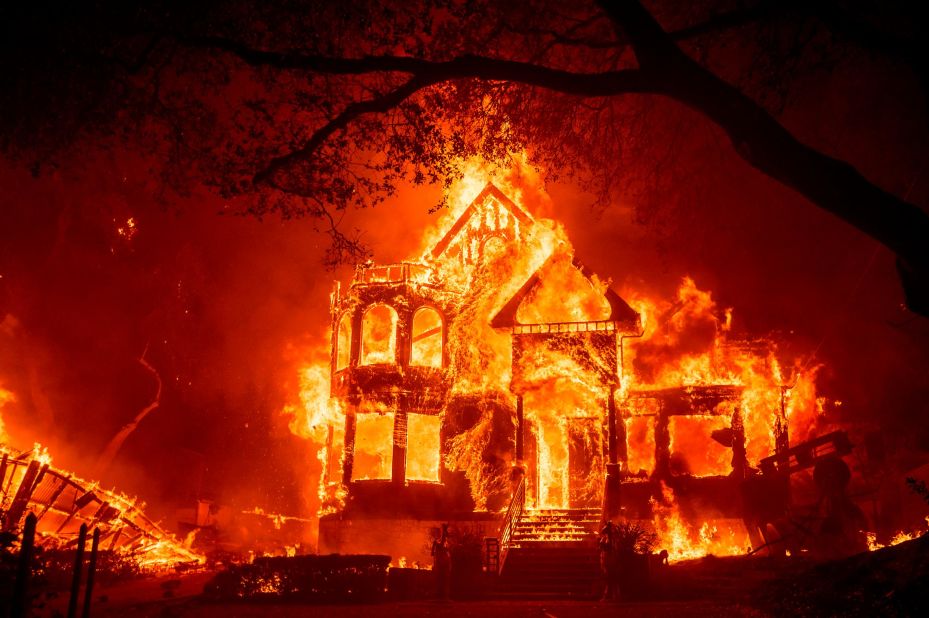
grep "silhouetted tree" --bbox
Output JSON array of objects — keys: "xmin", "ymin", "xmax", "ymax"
[{"xmin": 2, "ymin": 0, "xmax": 928, "ymax": 312}]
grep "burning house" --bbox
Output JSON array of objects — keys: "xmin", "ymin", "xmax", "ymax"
[{"xmin": 310, "ymin": 181, "xmax": 829, "ymax": 572}]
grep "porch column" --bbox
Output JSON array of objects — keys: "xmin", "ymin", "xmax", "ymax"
[
  {"xmin": 341, "ymin": 410, "xmax": 356, "ymax": 486},
  {"xmin": 510, "ymin": 394, "xmax": 526, "ymax": 500},
  {"xmin": 607, "ymin": 390, "xmax": 618, "ymax": 465},
  {"xmin": 731, "ymin": 407, "xmax": 748, "ymax": 481},
  {"xmin": 322, "ymin": 424, "xmax": 335, "ymax": 486},
  {"xmin": 392, "ymin": 410, "xmax": 407, "ymax": 485},
  {"xmin": 603, "ymin": 388, "xmax": 622, "ymax": 522}
]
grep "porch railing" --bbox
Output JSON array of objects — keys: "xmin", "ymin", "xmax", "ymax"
[{"xmin": 497, "ymin": 474, "xmax": 526, "ymax": 574}]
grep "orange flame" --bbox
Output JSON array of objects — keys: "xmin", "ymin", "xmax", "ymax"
[
  {"xmin": 0, "ymin": 384, "xmax": 14, "ymax": 443},
  {"xmin": 286, "ymin": 158, "xmax": 829, "ymax": 564},
  {"xmin": 650, "ymin": 482, "xmax": 750, "ymax": 561}
]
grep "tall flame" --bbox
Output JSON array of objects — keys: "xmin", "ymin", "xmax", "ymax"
[
  {"xmin": 0, "ymin": 384, "xmax": 13, "ymax": 443},
  {"xmin": 285, "ymin": 159, "xmax": 835, "ymax": 563}
]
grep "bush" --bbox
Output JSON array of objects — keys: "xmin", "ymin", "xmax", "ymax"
[
  {"xmin": 204, "ymin": 554, "xmax": 390, "ymax": 602},
  {"xmin": 612, "ymin": 521, "xmax": 657, "ymax": 556}
]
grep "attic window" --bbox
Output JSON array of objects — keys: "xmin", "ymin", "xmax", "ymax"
[{"xmin": 515, "ymin": 258, "xmax": 611, "ymax": 324}]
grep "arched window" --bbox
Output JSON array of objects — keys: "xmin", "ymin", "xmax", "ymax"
[
  {"xmin": 410, "ymin": 307, "xmax": 443, "ymax": 368},
  {"xmin": 335, "ymin": 312, "xmax": 352, "ymax": 371},
  {"xmin": 480, "ymin": 234, "xmax": 507, "ymax": 262},
  {"xmin": 360, "ymin": 304, "xmax": 398, "ymax": 365}
]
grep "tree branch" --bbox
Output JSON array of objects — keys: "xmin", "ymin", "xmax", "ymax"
[
  {"xmin": 598, "ymin": 0, "xmax": 929, "ymax": 314},
  {"xmin": 668, "ymin": 0, "xmax": 794, "ymax": 42},
  {"xmin": 94, "ymin": 345, "xmax": 163, "ymax": 476},
  {"xmin": 254, "ymin": 75, "xmax": 432, "ymax": 188},
  {"xmin": 183, "ymin": 12, "xmax": 929, "ymax": 314},
  {"xmin": 179, "ymin": 35, "xmax": 654, "ymax": 189},
  {"xmin": 181, "ymin": 35, "xmax": 652, "ymax": 95}
]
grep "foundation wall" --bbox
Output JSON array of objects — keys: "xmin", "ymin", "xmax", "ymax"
[{"xmin": 318, "ymin": 516, "xmax": 497, "ymax": 567}]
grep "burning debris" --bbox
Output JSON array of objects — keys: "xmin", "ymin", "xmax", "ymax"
[{"xmin": 0, "ymin": 441, "xmax": 202, "ymax": 571}]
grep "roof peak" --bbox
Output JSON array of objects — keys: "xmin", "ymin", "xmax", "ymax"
[{"xmin": 429, "ymin": 182, "xmax": 533, "ymax": 260}]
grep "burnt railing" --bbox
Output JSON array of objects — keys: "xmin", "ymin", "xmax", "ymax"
[
  {"xmin": 497, "ymin": 474, "xmax": 526, "ymax": 574},
  {"xmin": 352, "ymin": 262, "xmax": 437, "ymax": 287},
  {"xmin": 511, "ymin": 320, "xmax": 617, "ymax": 335}
]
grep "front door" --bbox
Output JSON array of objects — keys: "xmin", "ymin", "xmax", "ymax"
[
  {"xmin": 526, "ymin": 415, "xmax": 604, "ymax": 509},
  {"xmin": 568, "ymin": 417, "xmax": 603, "ymax": 508}
]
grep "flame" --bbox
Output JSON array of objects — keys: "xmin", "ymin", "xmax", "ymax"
[
  {"xmin": 352, "ymin": 411, "xmax": 394, "ymax": 480},
  {"xmin": 389, "ymin": 555, "xmax": 429, "ymax": 569},
  {"xmin": 624, "ymin": 414, "xmax": 656, "ymax": 476},
  {"xmin": 406, "ymin": 413, "xmax": 441, "ymax": 482},
  {"xmin": 624, "ymin": 277, "xmax": 824, "ymax": 471},
  {"xmin": 360, "ymin": 304, "xmax": 398, "ymax": 365},
  {"xmin": 30, "ymin": 442, "xmax": 52, "ymax": 466},
  {"xmin": 650, "ymin": 482, "xmax": 749, "ymax": 562},
  {"xmin": 410, "ymin": 308, "xmax": 443, "ymax": 368},
  {"xmin": 415, "ymin": 154, "xmax": 546, "ymax": 261},
  {"xmin": 0, "ymin": 384, "xmax": 14, "ymax": 443},
  {"xmin": 668, "ymin": 416, "xmax": 731, "ymax": 477},
  {"xmin": 285, "ymin": 158, "xmax": 829, "ymax": 564},
  {"xmin": 285, "ymin": 364, "xmax": 343, "ymax": 441},
  {"xmin": 866, "ymin": 517, "xmax": 929, "ymax": 551},
  {"xmin": 443, "ymin": 411, "xmax": 509, "ymax": 511}
]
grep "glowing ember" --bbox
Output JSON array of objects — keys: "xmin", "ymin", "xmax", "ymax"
[
  {"xmin": 244, "ymin": 506, "xmax": 314, "ymax": 530},
  {"xmin": 115, "ymin": 216, "xmax": 137, "ymax": 240}
]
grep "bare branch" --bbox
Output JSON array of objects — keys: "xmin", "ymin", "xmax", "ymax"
[
  {"xmin": 597, "ymin": 0, "xmax": 929, "ymax": 313},
  {"xmin": 179, "ymin": 35, "xmax": 652, "ymax": 94},
  {"xmin": 668, "ymin": 1, "xmax": 792, "ymax": 42},
  {"xmin": 94, "ymin": 345, "xmax": 163, "ymax": 475},
  {"xmin": 255, "ymin": 76, "xmax": 431, "ymax": 188}
]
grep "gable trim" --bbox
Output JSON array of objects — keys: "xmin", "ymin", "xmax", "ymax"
[{"xmin": 430, "ymin": 183, "xmax": 533, "ymax": 260}]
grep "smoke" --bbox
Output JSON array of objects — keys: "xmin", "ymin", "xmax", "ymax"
[{"xmin": 627, "ymin": 278, "xmax": 724, "ymax": 384}]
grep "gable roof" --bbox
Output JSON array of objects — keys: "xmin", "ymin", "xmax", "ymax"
[
  {"xmin": 491, "ymin": 253, "xmax": 641, "ymax": 332},
  {"xmin": 430, "ymin": 183, "xmax": 533, "ymax": 260}
]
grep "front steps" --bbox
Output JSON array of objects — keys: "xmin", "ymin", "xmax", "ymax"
[{"xmin": 496, "ymin": 508, "xmax": 601, "ymax": 598}]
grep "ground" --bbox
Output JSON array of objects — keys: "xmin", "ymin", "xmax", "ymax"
[
  {"xmin": 29, "ymin": 536, "xmax": 929, "ymax": 617},
  {"xmin": 96, "ymin": 599, "xmax": 758, "ymax": 617}
]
